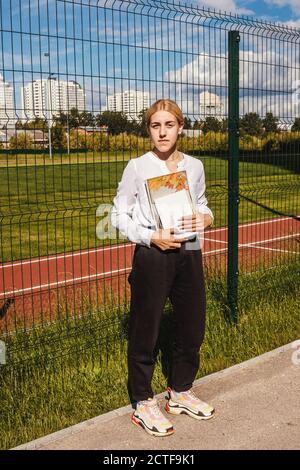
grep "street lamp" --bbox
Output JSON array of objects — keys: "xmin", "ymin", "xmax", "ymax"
[
  {"xmin": 44, "ymin": 53, "xmax": 54, "ymax": 160},
  {"xmin": 67, "ymin": 111, "xmax": 70, "ymax": 155},
  {"xmin": 47, "ymin": 74, "xmax": 55, "ymax": 160}
]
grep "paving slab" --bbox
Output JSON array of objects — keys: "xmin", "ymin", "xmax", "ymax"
[{"xmin": 13, "ymin": 341, "xmax": 300, "ymax": 450}]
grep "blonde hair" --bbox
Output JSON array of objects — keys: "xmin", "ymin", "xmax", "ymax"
[{"xmin": 145, "ymin": 99, "xmax": 184, "ymax": 130}]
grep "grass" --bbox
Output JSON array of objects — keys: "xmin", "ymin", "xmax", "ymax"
[
  {"xmin": 0, "ymin": 150, "xmax": 135, "ymax": 166},
  {"xmin": 0, "ymin": 153, "xmax": 298, "ymax": 261},
  {"xmin": 0, "ymin": 261, "xmax": 299, "ymax": 450}
]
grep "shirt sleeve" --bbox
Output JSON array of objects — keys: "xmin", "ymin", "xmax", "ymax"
[
  {"xmin": 196, "ymin": 161, "xmax": 214, "ymax": 226},
  {"xmin": 110, "ymin": 159, "xmax": 156, "ymax": 247}
]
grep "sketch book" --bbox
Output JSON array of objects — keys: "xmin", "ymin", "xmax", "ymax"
[{"xmin": 144, "ymin": 170, "xmax": 198, "ymax": 240}]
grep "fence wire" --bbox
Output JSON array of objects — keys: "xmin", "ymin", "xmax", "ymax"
[{"xmin": 0, "ymin": 0, "xmax": 299, "ymax": 427}]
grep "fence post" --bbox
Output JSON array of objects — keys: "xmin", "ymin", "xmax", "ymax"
[{"xmin": 227, "ymin": 30, "xmax": 240, "ymax": 323}]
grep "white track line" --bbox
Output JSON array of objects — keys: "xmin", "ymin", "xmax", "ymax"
[
  {"xmin": 203, "ymin": 237, "xmax": 228, "ymax": 244},
  {"xmin": 240, "ymin": 246, "xmax": 299, "ymax": 254},
  {"xmin": 1, "ymin": 215, "xmax": 298, "ymax": 269},
  {"xmin": 203, "ymin": 247, "xmax": 228, "ymax": 256},
  {"xmin": 0, "ymin": 243, "xmax": 133, "ymax": 269},
  {"xmin": 202, "ymin": 233, "xmax": 300, "ymax": 256},
  {"xmin": 0, "ymin": 232, "xmax": 298, "ymax": 299},
  {"xmin": 0, "ymin": 267, "xmax": 130, "ymax": 298},
  {"xmin": 205, "ymin": 215, "xmax": 299, "ymax": 234},
  {"xmin": 240, "ymin": 233, "xmax": 300, "ymax": 246}
]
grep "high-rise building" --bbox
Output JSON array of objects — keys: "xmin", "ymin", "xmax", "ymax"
[
  {"xmin": 21, "ymin": 79, "xmax": 47, "ymax": 121},
  {"xmin": 21, "ymin": 78, "xmax": 86, "ymax": 121},
  {"xmin": 0, "ymin": 74, "xmax": 17, "ymax": 128},
  {"xmin": 106, "ymin": 90, "xmax": 150, "ymax": 120}
]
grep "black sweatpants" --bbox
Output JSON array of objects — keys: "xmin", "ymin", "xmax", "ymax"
[{"xmin": 127, "ymin": 241, "xmax": 206, "ymax": 403}]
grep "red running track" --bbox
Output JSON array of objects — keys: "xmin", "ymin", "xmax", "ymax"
[{"xmin": 0, "ymin": 216, "xmax": 299, "ymax": 331}]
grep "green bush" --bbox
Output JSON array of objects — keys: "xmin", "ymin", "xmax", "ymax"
[
  {"xmin": 240, "ymin": 134, "xmax": 263, "ymax": 151},
  {"xmin": 198, "ymin": 131, "xmax": 228, "ymax": 152},
  {"xmin": 8, "ymin": 127, "xmax": 300, "ymax": 156},
  {"xmin": 9, "ymin": 133, "xmax": 34, "ymax": 150}
]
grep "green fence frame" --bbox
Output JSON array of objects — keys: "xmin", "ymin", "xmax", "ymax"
[
  {"xmin": 228, "ymin": 30, "xmax": 240, "ymax": 322},
  {"xmin": 0, "ymin": 0, "xmax": 299, "ymax": 413}
]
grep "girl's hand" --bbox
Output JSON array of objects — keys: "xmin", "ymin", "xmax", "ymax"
[
  {"xmin": 150, "ymin": 228, "xmax": 189, "ymax": 251},
  {"xmin": 177, "ymin": 213, "xmax": 212, "ymax": 232}
]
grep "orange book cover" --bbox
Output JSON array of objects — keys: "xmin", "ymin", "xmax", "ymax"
[{"xmin": 145, "ymin": 170, "xmax": 197, "ymax": 240}]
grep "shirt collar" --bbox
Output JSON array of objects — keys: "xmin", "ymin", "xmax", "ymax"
[{"xmin": 147, "ymin": 151, "xmax": 186, "ymax": 172}]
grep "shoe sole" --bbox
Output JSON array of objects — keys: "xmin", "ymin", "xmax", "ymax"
[
  {"xmin": 165, "ymin": 401, "xmax": 215, "ymax": 421},
  {"xmin": 131, "ymin": 413, "xmax": 174, "ymax": 437}
]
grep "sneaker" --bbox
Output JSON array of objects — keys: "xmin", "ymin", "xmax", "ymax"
[
  {"xmin": 165, "ymin": 387, "xmax": 215, "ymax": 420},
  {"xmin": 131, "ymin": 397, "xmax": 174, "ymax": 437}
]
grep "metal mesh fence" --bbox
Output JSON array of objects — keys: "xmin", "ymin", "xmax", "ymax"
[{"xmin": 0, "ymin": 0, "xmax": 299, "ymax": 407}]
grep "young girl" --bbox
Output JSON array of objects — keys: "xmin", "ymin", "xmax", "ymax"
[{"xmin": 111, "ymin": 99, "xmax": 215, "ymax": 437}]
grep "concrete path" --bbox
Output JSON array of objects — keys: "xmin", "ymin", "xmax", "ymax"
[{"xmin": 13, "ymin": 341, "xmax": 300, "ymax": 450}]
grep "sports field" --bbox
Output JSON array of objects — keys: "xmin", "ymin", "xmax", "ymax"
[
  {"xmin": 0, "ymin": 154, "xmax": 298, "ymax": 332},
  {"xmin": 0, "ymin": 153, "xmax": 298, "ymax": 261}
]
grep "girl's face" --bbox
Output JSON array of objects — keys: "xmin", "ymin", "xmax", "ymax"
[{"xmin": 148, "ymin": 110, "xmax": 183, "ymax": 154}]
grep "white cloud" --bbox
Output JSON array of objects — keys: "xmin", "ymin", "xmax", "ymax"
[
  {"xmin": 165, "ymin": 48, "xmax": 300, "ymax": 118},
  {"xmin": 264, "ymin": 0, "xmax": 300, "ymax": 15},
  {"xmin": 282, "ymin": 18, "xmax": 300, "ymax": 29},
  {"xmin": 194, "ymin": 0, "xmax": 255, "ymax": 15}
]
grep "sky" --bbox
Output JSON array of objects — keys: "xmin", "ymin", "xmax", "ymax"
[
  {"xmin": 1, "ymin": 0, "xmax": 299, "ymax": 123},
  {"xmin": 196, "ymin": 0, "xmax": 300, "ymax": 28}
]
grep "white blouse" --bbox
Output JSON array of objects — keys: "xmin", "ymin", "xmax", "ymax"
[{"xmin": 110, "ymin": 151, "xmax": 214, "ymax": 249}]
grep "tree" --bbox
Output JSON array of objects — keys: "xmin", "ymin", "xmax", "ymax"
[
  {"xmin": 68, "ymin": 108, "xmax": 81, "ymax": 128},
  {"xmin": 220, "ymin": 118, "xmax": 228, "ymax": 132},
  {"xmin": 16, "ymin": 118, "xmax": 48, "ymax": 130},
  {"xmin": 53, "ymin": 112, "xmax": 68, "ymax": 127},
  {"xmin": 53, "ymin": 109, "xmax": 93, "ymax": 129},
  {"xmin": 126, "ymin": 118, "xmax": 141, "ymax": 135},
  {"xmin": 184, "ymin": 117, "xmax": 192, "ymax": 129},
  {"xmin": 262, "ymin": 112, "xmax": 278, "ymax": 133},
  {"xmin": 291, "ymin": 117, "xmax": 300, "ymax": 131},
  {"xmin": 51, "ymin": 124, "xmax": 67, "ymax": 150},
  {"xmin": 202, "ymin": 116, "xmax": 222, "ymax": 134},
  {"xmin": 95, "ymin": 111, "xmax": 130, "ymax": 135},
  {"xmin": 193, "ymin": 119, "xmax": 204, "ymax": 130},
  {"xmin": 239, "ymin": 112, "xmax": 264, "ymax": 137},
  {"xmin": 135, "ymin": 108, "xmax": 149, "ymax": 137},
  {"xmin": 79, "ymin": 111, "xmax": 95, "ymax": 127},
  {"xmin": 16, "ymin": 120, "xmax": 24, "ymax": 129}
]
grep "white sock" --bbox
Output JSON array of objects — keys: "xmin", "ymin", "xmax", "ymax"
[{"xmin": 137, "ymin": 397, "xmax": 154, "ymax": 407}]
